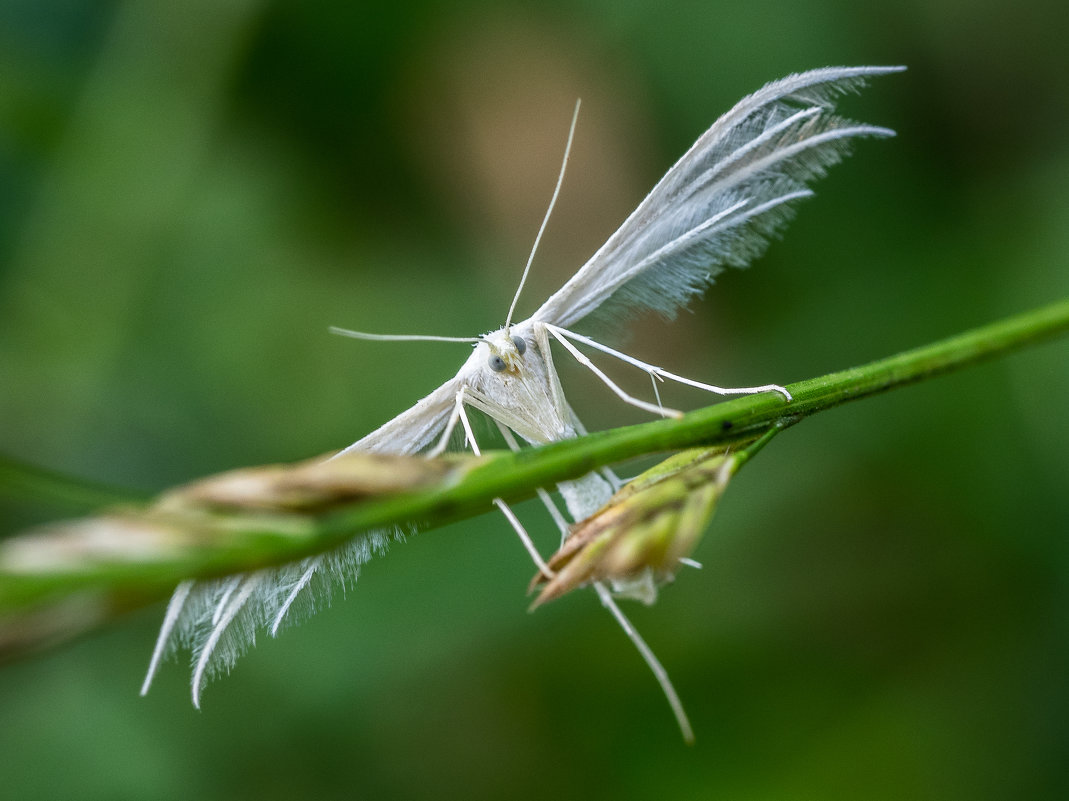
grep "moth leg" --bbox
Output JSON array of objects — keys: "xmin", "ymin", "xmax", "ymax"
[
  {"xmin": 649, "ymin": 372, "xmax": 666, "ymax": 416},
  {"xmin": 483, "ymin": 345, "xmax": 687, "ymax": 738},
  {"xmin": 495, "ymin": 498, "xmax": 554, "ymax": 579},
  {"xmin": 544, "ymin": 325, "xmax": 683, "ymax": 418},
  {"xmin": 497, "ymin": 411, "xmax": 688, "ymax": 739},
  {"xmin": 439, "ymin": 384, "xmax": 531, "ymax": 453},
  {"xmin": 561, "ymin": 399, "xmax": 625, "ymax": 491},
  {"xmin": 546, "ymin": 324, "xmax": 793, "ymax": 402},
  {"xmin": 455, "ymin": 392, "xmax": 553, "ymax": 577},
  {"xmin": 495, "ymin": 420, "xmax": 571, "ymax": 539},
  {"xmin": 531, "ymin": 321, "xmax": 570, "ymax": 417},
  {"xmin": 427, "ymin": 391, "xmax": 465, "ymax": 457},
  {"xmin": 532, "ymin": 322, "xmax": 624, "ymax": 491},
  {"xmin": 594, "ymin": 582, "xmax": 693, "ymax": 743}
]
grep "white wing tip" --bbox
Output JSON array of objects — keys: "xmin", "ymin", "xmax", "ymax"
[
  {"xmin": 852, "ymin": 64, "xmax": 907, "ymax": 73},
  {"xmin": 139, "ymin": 580, "xmax": 196, "ymax": 698},
  {"xmin": 815, "ymin": 64, "xmax": 907, "ymax": 76},
  {"xmin": 869, "ymin": 125, "xmax": 898, "ymax": 138}
]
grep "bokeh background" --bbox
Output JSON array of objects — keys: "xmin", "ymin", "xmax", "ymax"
[{"xmin": 2, "ymin": 1, "xmax": 1067, "ymax": 799}]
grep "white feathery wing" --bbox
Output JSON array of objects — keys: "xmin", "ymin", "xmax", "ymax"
[
  {"xmin": 140, "ymin": 377, "xmax": 464, "ymax": 707},
  {"xmin": 142, "ymin": 66, "xmax": 902, "ymax": 708},
  {"xmin": 533, "ymin": 65, "xmax": 902, "ymax": 328}
]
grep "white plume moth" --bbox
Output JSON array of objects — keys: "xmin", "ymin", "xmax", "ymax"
[{"xmin": 142, "ymin": 66, "xmax": 903, "ymax": 738}]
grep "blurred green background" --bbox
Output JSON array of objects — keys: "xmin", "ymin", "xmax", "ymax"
[{"xmin": 2, "ymin": 1, "xmax": 1068, "ymax": 799}]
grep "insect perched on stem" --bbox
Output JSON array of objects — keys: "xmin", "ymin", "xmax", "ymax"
[{"xmin": 142, "ymin": 65, "xmax": 903, "ymax": 739}]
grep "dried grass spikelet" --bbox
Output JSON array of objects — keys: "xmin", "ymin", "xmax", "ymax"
[
  {"xmin": 156, "ymin": 450, "xmax": 475, "ymax": 513},
  {"xmin": 530, "ymin": 446, "xmax": 741, "ymax": 608},
  {"xmin": 2, "ymin": 451, "xmax": 478, "ymax": 577},
  {"xmin": 0, "ymin": 450, "xmax": 479, "ymax": 658}
]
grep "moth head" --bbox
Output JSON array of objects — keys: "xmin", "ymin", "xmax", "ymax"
[{"xmin": 482, "ymin": 330, "xmax": 528, "ymax": 374}]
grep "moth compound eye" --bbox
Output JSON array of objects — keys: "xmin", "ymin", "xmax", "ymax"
[
  {"xmin": 488, "ymin": 354, "xmax": 507, "ymax": 372},
  {"xmin": 511, "ymin": 336, "xmax": 527, "ymax": 355}
]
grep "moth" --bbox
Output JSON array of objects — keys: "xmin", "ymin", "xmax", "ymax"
[{"xmin": 142, "ymin": 66, "xmax": 902, "ymax": 735}]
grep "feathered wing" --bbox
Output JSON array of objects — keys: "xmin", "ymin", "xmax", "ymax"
[
  {"xmin": 142, "ymin": 377, "xmax": 462, "ymax": 705},
  {"xmin": 335, "ymin": 375, "xmax": 463, "ymax": 456},
  {"xmin": 532, "ymin": 66, "xmax": 904, "ymax": 329}
]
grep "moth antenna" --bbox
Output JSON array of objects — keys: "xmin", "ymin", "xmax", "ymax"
[
  {"xmin": 330, "ymin": 327, "xmax": 480, "ymax": 344},
  {"xmin": 504, "ymin": 98, "xmax": 581, "ymax": 331}
]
